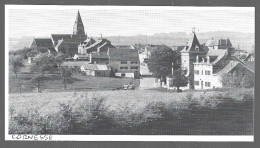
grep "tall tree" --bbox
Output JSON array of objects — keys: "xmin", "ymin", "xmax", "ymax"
[
  {"xmin": 55, "ymin": 53, "xmax": 66, "ymax": 69},
  {"xmin": 60, "ymin": 67, "xmax": 72, "ymax": 89},
  {"xmin": 30, "ymin": 53, "xmax": 57, "ymax": 74},
  {"xmin": 29, "ymin": 53, "xmax": 57, "ymax": 92},
  {"xmin": 9, "ymin": 55, "xmax": 25, "ymax": 78},
  {"xmin": 170, "ymin": 68, "xmax": 188, "ymax": 92},
  {"xmin": 147, "ymin": 45, "xmax": 180, "ymax": 86},
  {"xmin": 30, "ymin": 74, "xmax": 45, "ymax": 93}
]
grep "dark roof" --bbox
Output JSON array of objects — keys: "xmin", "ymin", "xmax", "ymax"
[
  {"xmin": 243, "ymin": 61, "xmax": 255, "ymax": 72},
  {"xmin": 217, "ymin": 61, "xmax": 241, "ymax": 75},
  {"xmin": 108, "ymin": 48, "xmax": 139, "ymax": 62},
  {"xmin": 172, "ymin": 46, "xmax": 186, "ymax": 53},
  {"xmin": 206, "ymin": 38, "xmax": 232, "ymax": 48},
  {"xmin": 217, "ymin": 60, "xmax": 254, "ymax": 75},
  {"xmin": 33, "ymin": 38, "xmax": 53, "ymax": 48},
  {"xmin": 206, "ymin": 49, "xmax": 228, "ymax": 65},
  {"xmin": 48, "ymin": 47, "xmax": 57, "ymax": 54},
  {"xmin": 91, "ymin": 53, "xmax": 109, "ymax": 59},
  {"xmin": 51, "ymin": 34, "xmax": 87, "ymax": 46},
  {"xmin": 181, "ymin": 33, "xmax": 205, "ymax": 53},
  {"xmin": 55, "ymin": 40, "xmax": 69, "ymax": 48},
  {"xmin": 81, "ymin": 38, "xmax": 96, "ymax": 46},
  {"xmin": 85, "ymin": 39, "xmax": 114, "ymax": 53}
]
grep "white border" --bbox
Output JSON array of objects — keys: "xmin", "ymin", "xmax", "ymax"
[{"xmin": 5, "ymin": 5, "xmax": 254, "ymax": 141}]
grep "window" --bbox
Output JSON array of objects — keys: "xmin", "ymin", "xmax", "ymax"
[
  {"xmin": 120, "ymin": 67, "xmax": 128, "ymax": 69},
  {"xmin": 121, "ymin": 61, "xmax": 127, "ymax": 64},
  {"xmin": 205, "ymin": 82, "xmax": 211, "ymax": 87},
  {"xmin": 195, "ymin": 45, "xmax": 199, "ymax": 51},
  {"xmin": 121, "ymin": 74, "xmax": 125, "ymax": 77},
  {"xmin": 194, "ymin": 70, "xmax": 199, "ymax": 75},
  {"xmin": 201, "ymin": 70, "xmax": 203, "ymax": 75},
  {"xmin": 131, "ymin": 61, "xmax": 138, "ymax": 64},
  {"xmin": 194, "ymin": 81, "xmax": 199, "ymax": 86},
  {"xmin": 131, "ymin": 66, "xmax": 138, "ymax": 69},
  {"xmin": 205, "ymin": 70, "xmax": 211, "ymax": 75}
]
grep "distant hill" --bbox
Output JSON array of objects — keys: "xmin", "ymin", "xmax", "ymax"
[
  {"xmin": 106, "ymin": 31, "xmax": 254, "ymax": 53},
  {"xmin": 8, "ymin": 31, "xmax": 254, "ymax": 53},
  {"xmin": 8, "ymin": 36, "xmax": 34, "ymax": 51}
]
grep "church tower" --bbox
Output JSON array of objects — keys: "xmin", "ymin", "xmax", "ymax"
[
  {"xmin": 73, "ymin": 10, "xmax": 85, "ymax": 35},
  {"xmin": 180, "ymin": 29, "xmax": 206, "ymax": 89}
]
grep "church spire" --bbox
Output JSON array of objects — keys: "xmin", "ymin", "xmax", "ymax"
[{"xmin": 73, "ymin": 10, "xmax": 85, "ymax": 35}]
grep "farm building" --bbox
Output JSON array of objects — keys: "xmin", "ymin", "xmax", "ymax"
[
  {"xmin": 108, "ymin": 48, "xmax": 140, "ymax": 78},
  {"xmin": 89, "ymin": 53, "xmax": 109, "ymax": 64},
  {"xmin": 80, "ymin": 64, "xmax": 111, "ymax": 77}
]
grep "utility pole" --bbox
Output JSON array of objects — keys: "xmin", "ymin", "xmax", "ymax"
[{"xmin": 172, "ymin": 62, "xmax": 174, "ymax": 87}]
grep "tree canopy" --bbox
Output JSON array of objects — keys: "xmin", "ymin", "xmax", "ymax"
[
  {"xmin": 9, "ymin": 55, "xmax": 25, "ymax": 77},
  {"xmin": 30, "ymin": 53, "xmax": 57, "ymax": 73},
  {"xmin": 221, "ymin": 71, "xmax": 254, "ymax": 88},
  {"xmin": 147, "ymin": 45, "xmax": 180, "ymax": 84},
  {"xmin": 169, "ymin": 68, "xmax": 188, "ymax": 92}
]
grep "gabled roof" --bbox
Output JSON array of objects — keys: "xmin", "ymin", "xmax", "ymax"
[
  {"xmin": 85, "ymin": 39, "xmax": 114, "ymax": 53},
  {"xmin": 181, "ymin": 33, "xmax": 205, "ymax": 53},
  {"xmin": 206, "ymin": 49, "xmax": 228, "ymax": 65},
  {"xmin": 51, "ymin": 34, "xmax": 87, "ymax": 45},
  {"xmin": 33, "ymin": 38, "xmax": 53, "ymax": 48},
  {"xmin": 82, "ymin": 64, "xmax": 110, "ymax": 71},
  {"xmin": 81, "ymin": 38, "xmax": 96, "ymax": 46},
  {"xmin": 216, "ymin": 61, "xmax": 241, "ymax": 75},
  {"xmin": 243, "ymin": 61, "xmax": 255, "ymax": 72},
  {"xmin": 108, "ymin": 48, "xmax": 139, "ymax": 62},
  {"xmin": 91, "ymin": 53, "xmax": 109, "ymax": 59},
  {"xmin": 217, "ymin": 61, "xmax": 254, "ymax": 75},
  {"xmin": 205, "ymin": 38, "xmax": 232, "ymax": 49},
  {"xmin": 55, "ymin": 39, "xmax": 69, "ymax": 48}
]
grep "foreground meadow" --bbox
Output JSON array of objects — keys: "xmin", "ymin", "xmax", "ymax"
[{"xmin": 9, "ymin": 88, "xmax": 254, "ymax": 135}]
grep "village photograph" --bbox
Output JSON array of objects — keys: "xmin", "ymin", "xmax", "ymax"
[{"xmin": 6, "ymin": 6, "xmax": 254, "ymax": 138}]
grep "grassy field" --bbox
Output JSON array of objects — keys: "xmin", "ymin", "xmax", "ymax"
[
  {"xmin": 9, "ymin": 88, "xmax": 254, "ymax": 135},
  {"xmin": 9, "ymin": 72, "xmax": 140, "ymax": 93}
]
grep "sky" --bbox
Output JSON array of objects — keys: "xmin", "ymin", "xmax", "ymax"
[{"xmin": 6, "ymin": 6, "xmax": 255, "ymax": 39}]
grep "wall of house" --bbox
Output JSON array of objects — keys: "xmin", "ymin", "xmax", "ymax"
[
  {"xmin": 91, "ymin": 58, "xmax": 109, "ymax": 64},
  {"xmin": 78, "ymin": 46, "xmax": 86, "ymax": 54},
  {"xmin": 194, "ymin": 63, "xmax": 222, "ymax": 90},
  {"xmin": 109, "ymin": 60, "xmax": 140, "ymax": 78}
]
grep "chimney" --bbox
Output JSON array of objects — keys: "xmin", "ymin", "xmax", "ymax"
[
  {"xmin": 89, "ymin": 53, "xmax": 92, "ymax": 63},
  {"xmin": 207, "ymin": 56, "xmax": 210, "ymax": 64}
]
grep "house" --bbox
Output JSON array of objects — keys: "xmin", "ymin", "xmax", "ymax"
[
  {"xmin": 180, "ymin": 31, "xmax": 207, "ymax": 89},
  {"xmin": 89, "ymin": 53, "xmax": 109, "ymax": 64},
  {"xmin": 78, "ymin": 38, "xmax": 115, "ymax": 54},
  {"xmin": 28, "ymin": 38, "xmax": 57, "ymax": 63},
  {"xmin": 108, "ymin": 48, "xmax": 140, "ymax": 78},
  {"xmin": 80, "ymin": 64, "xmax": 111, "ymax": 77},
  {"xmin": 30, "ymin": 38, "xmax": 55, "ymax": 53},
  {"xmin": 193, "ymin": 54, "xmax": 254, "ymax": 90},
  {"xmin": 205, "ymin": 38, "xmax": 234, "ymax": 50},
  {"xmin": 29, "ymin": 10, "xmax": 88, "ymax": 59}
]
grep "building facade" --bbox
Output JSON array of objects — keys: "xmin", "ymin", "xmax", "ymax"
[
  {"xmin": 180, "ymin": 32, "xmax": 207, "ymax": 89},
  {"xmin": 108, "ymin": 48, "xmax": 140, "ymax": 78}
]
